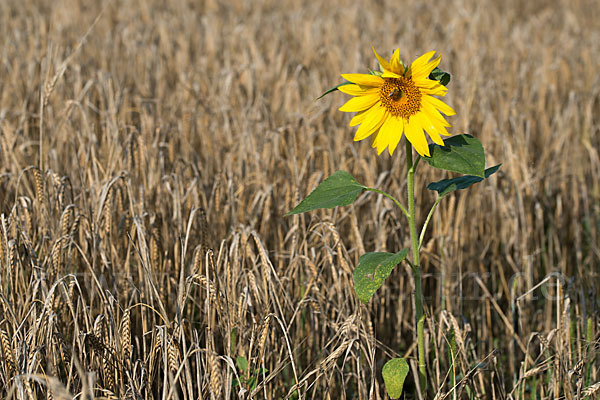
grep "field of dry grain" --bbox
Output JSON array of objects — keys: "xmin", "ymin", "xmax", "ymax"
[{"xmin": 0, "ymin": 0, "xmax": 598, "ymax": 398}]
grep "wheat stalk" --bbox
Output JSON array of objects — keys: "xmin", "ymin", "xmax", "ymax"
[
  {"xmin": 121, "ymin": 308, "xmax": 131, "ymax": 366},
  {"xmin": 257, "ymin": 314, "xmax": 272, "ymax": 363},
  {"xmin": 32, "ymin": 167, "xmax": 46, "ymax": 211},
  {"xmin": 583, "ymin": 382, "xmax": 600, "ymax": 397},
  {"xmin": 167, "ymin": 336, "xmax": 179, "ymax": 373},
  {"xmin": 8, "ymin": 239, "xmax": 18, "ymax": 278},
  {"xmin": 19, "ymin": 197, "xmax": 32, "ymax": 235},
  {"xmin": 102, "ymin": 187, "xmax": 113, "ymax": 238},
  {"xmin": 0, "ymin": 328, "xmax": 15, "ymax": 378},
  {"xmin": 208, "ymin": 351, "xmax": 222, "ymax": 399}
]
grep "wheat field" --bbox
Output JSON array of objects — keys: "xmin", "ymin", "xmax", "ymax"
[{"xmin": 0, "ymin": 0, "xmax": 598, "ymax": 398}]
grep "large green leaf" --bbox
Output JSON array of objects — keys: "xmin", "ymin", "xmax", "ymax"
[
  {"xmin": 353, "ymin": 250, "xmax": 409, "ymax": 304},
  {"xmin": 286, "ymin": 171, "xmax": 366, "ymax": 216},
  {"xmin": 317, "ymin": 81, "xmax": 353, "ymax": 99},
  {"xmin": 427, "ymin": 164, "xmax": 501, "ymax": 197},
  {"xmin": 382, "ymin": 358, "xmax": 410, "ymax": 399},
  {"xmin": 422, "ymin": 134, "xmax": 485, "ymax": 178}
]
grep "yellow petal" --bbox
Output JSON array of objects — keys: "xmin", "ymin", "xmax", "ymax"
[
  {"xmin": 381, "ymin": 70, "xmax": 401, "ymax": 78},
  {"xmin": 341, "ymin": 73, "xmax": 384, "ymax": 87},
  {"xmin": 413, "ymin": 56, "xmax": 441, "ymax": 81},
  {"xmin": 423, "ymin": 106, "xmax": 452, "ymax": 136},
  {"xmin": 349, "ymin": 110, "xmax": 368, "ymax": 127},
  {"xmin": 422, "ymin": 95, "xmax": 456, "ymax": 116},
  {"xmin": 418, "ymin": 81, "xmax": 448, "ymax": 96},
  {"xmin": 339, "ymin": 93, "xmax": 380, "ymax": 112},
  {"xmin": 371, "ymin": 116, "xmax": 393, "ymax": 154},
  {"xmin": 374, "ymin": 141, "xmax": 386, "ymax": 155},
  {"xmin": 412, "ymin": 50, "xmax": 437, "ymax": 66},
  {"xmin": 373, "ymin": 115, "xmax": 404, "ymax": 155},
  {"xmin": 430, "ymin": 115, "xmax": 451, "ymax": 136},
  {"xmin": 354, "ymin": 105, "xmax": 387, "ymax": 141},
  {"xmin": 409, "ymin": 51, "xmax": 437, "ymax": 70},
  {"xmin": 338, "ymin": 84, "xmax": 380, "ymax": 96},
  {"xmin": 421, "ymin": 100, "xmax": 452, "ymax": 128},
  {"xmin": 372, "ymin": 47, "xmax": 392, "ymax": 72},
  {"xmin": 407, "ymin": 51, "xmax": 440, "ymax": 81},
  {"xmin": 423, "ymin": 109, "xmax": 452, "ymax": 137},
  {"xmin": 414, "ymin": 78, "xmax": 439, "ymax": 88},
  {"xmin": 390, "ymin": 49, "xmax": 404, "ymax": 75},
  {"xmin": 388, "ymin": 117, "xmax": 405, "ymax": 155},
  {"xmin": 404, "ymin": 116, "xmax": 430, "ymax": 157},
  {"xmin": 415, "ymin": 112, "xmax": 444, "ymax": 145}
]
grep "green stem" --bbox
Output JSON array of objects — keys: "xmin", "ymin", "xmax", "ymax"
[
  {"xmin": 406, "ymin": 139, "xmax": 426, "ymax": 393},
  {"xmin": 419, "ymin": 196, "xmax": 441, "ymax": 250},
  {"xmin": 365, "ymin": 187, "xmax": 409, "ymax": 218}
]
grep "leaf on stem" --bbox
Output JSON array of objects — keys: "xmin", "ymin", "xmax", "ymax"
[
  {"xmin": 427, "ymin": 164, "xmax": 501, "ymax": 197},
  {"xmin": 286, "ymin": 170, "xmax": 366, "ymax": 216},
  {"xmin": 382, "ymin": 357, "xmax": 410, "ymax": 399},
  {"xmin": 428, "ymin": 67, "xmax": 451, "ymax": 86},
  {"xmin": 317, "ymin": 81, "xmax": 354, "ymax": 99},
  {"xmin": 353, "ymin": 250, "xmax": 409, "ymax": 304},
  {"xmin": 422, "ymin": 134, "xmax": 486, "ymax": 177},
  {"xmin": 236, "ymin": 356, "xmax": 249, "ymax": 371}
]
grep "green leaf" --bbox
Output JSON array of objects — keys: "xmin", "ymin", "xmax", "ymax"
[
  {"xmin": 286, "ymin": 171, "xmax": 366, "ymax": 216},
  {"xmin": 353, "ymin": 250, "xmax": 409, "ymax": 304},
  {"xmin": 317, "ymin": 81, "xmax": 353, "ymax": 99},
  {"xmin": 236, "ymin": 356, "xmax": 248, "ymax": 372},
  {"xmin": 422, "ymin": 134, "xmax": 486, "ymax": 178},
  {"xmin": 429, "ymin": 67, "xmax": 451, "ymax": 86},
  {"xmin": 382, "ymin": 358, "xmax": 410, "ymax": 399},
  {"xmin": 427, "ymin": 164, "xmax": 501, "ymax": 197}
]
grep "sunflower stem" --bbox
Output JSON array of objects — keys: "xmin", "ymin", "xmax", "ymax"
[{"xmin": 406, "ymin": 139, "xmax": 426, "ymax": 393}]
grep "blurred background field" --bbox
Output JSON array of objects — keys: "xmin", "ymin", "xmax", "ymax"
[{"xmin": 0, "ymin": 0, "xmax": 598, "ymax": 398}]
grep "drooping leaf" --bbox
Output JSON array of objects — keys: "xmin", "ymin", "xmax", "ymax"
[
  {"xmin": 427, "ymin": 164, "xmax": 501, "ymax": 197},
  {"xmin": 422, "ymin": 134, "xmax": 486, "ymax": 177},
  {"xmin": 286, "ymin": 171, "xmax": 366, "ymax": 216},
  {"xmin": 317, "ymin": 81, "xmax": 353, "ymax": 99},
  {"xmin": 429, "ymin": 67, "xmax": 451, "ymax": 86},
  {"xmin": 353, "ymin": 250, "xmax": 409, "ymax": 304},
  {"xmin": 382, "ymin": 358, "xmax": 410, "ymax": 399},
  {"xmin": 236, "ymin": 356, "xmax": 248, "ymax": 372}
]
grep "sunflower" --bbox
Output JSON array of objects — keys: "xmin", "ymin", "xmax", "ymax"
[{"xmin": 338, "ymin": 48, "xmax": 456, "ymax": 157}]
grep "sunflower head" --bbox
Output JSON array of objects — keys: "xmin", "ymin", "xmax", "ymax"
[{"xmin": 338, "ymin": 48, "xmax": 456, "ymax": 157}]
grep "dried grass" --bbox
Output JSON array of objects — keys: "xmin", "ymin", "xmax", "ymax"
[{"xmin": 0, "ymin": 0, "xmax": 598, "ymax": 398}]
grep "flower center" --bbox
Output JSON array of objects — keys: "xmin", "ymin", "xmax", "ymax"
[{"xmin": 379, "ymin": 77, "xmax": 421, "ymax": 119}]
